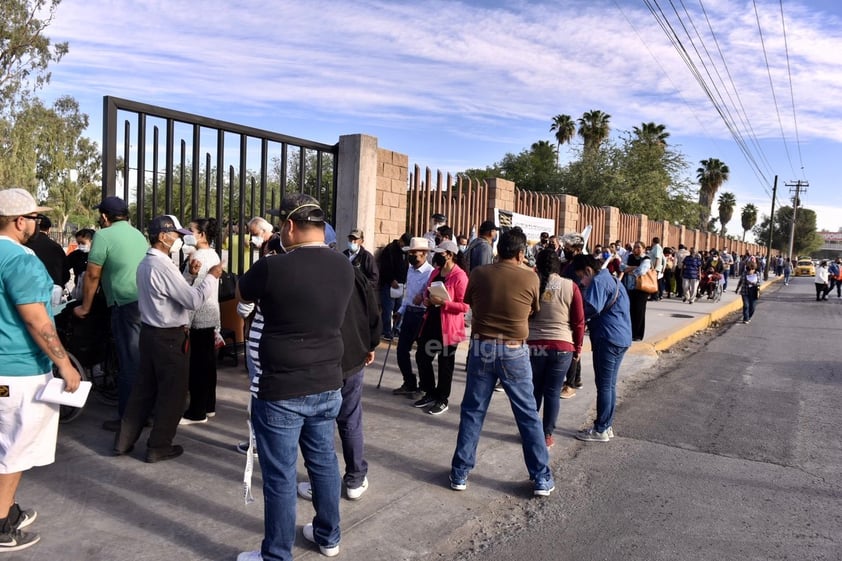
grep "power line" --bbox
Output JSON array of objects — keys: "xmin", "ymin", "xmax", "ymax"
[{"xmin": 779, "ymin": 0, "xmax": 807, "ymax": 179}]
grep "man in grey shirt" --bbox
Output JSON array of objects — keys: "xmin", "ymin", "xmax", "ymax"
[
  {"xmin": 464, "ymin": 220, "xmax": 497, "ymax": 276},
  {"xmin": 114, "ymin": 215, "xmax": 222, "ymax": 463}
]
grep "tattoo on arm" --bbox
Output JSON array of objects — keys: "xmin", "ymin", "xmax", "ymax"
[{"xmin": 39, "ymin": 325, "xmax": 67, "ymax": 361}]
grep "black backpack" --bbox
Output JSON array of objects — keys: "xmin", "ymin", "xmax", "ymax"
[{"xmin": 218, "ymin": 270, "xmax": 237, "ymax": 302}]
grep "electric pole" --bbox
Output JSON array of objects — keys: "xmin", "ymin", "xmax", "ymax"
[
  {"xmin": 764, "ymin": 175, "xmax": 777, "ymax": 281},
  {"xmin": 785, "ymin": 180, "xmax": 809, "ymax": 262}
]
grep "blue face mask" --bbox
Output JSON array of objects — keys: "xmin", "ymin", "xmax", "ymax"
[{"xmin": 348, "ymin": 241, "xmax": 359, "ymax": 253}]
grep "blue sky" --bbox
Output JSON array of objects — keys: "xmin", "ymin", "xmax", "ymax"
[{"xmin": 41, "ymin": 0, "xmax": 842, "ymax": 235}]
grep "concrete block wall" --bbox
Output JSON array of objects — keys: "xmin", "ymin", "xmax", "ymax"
[{"xmin": 375, "ymin": 148, "xmax": 409, "ymax": 249}]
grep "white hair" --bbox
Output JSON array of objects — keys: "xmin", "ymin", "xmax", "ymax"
[{"xmin": 248, "ymin": 217, "xmax": 273, "ymax": 233}]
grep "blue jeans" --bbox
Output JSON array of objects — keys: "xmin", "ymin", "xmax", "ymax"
[
  {"xmin": 741, "ymin": 293, "xmax": 757, "ymax": 321},
  {"xmin": 111, "ymin": 301, "xmax": 141, "ymax": 417},
  {"xmin": 529, "ymin": 348, "xmax": 574, "ymax": 436},
  {"xmin": 379, "ymin": 286, "xmax": 402, "ymax": 338},
  {"xmin": 591, "ymin": 341, "xmax": 628, "ymax": 433},
  {"xmin": 396, "ymin": 308, "xmax": 425, "ymax": 389},
  {"xmin": 252, "ymin": 390, "xmax": 342, "ymax": 561},
  {"xmin": 722, "ymin": 269, "xmax": 730, "ymax": 290},
  {"xmin": 784, "ymin": 270, "xmax": 791, "ymax": 284},
  {"xmin": 451, "ymin": 340, "xmax": 551, "ymax": 484},
  {"xmin": 338, "ymin": 369, "xmax": 367, "ymax": 489}
]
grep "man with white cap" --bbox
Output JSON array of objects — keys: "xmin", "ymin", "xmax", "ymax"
[
  {"xmin": 113, "ymin": 215, "xmax": 222, "ymax": 463},
  {"xmin": 391, "ymin": 237, "xmax": 433, "ymax": 397},
  {"xmin": 0, "ymin": 188, "xmax": 82, "ymax": 552}
]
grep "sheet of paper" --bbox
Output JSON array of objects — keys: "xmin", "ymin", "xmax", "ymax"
[
  {"xmin": 428, "ymin": 281, "xmax": 451, "ymax": 302},
  {"xmin": 36, "ymin": 378, "xmax": 92, "ymax": 408}
]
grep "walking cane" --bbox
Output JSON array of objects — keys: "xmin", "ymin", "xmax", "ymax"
[{"xmin": 376, "ymin": 323, "xmax": 400, "ymax": 389}]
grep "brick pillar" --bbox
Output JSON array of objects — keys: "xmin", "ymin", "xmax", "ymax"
[
  {"xmin": 486, "ymin": 177, "xmax": 515, "ymax": 222},
  {"xmin": 679, "ymin": 225, "xmax": 686, "ymax": 247},
  {"xmin": 336, "ymin": 134, "xmax": 378, "ymax": 247},
  {"xmin": 636, "ymin": 214, "xmax": 648, "ymax": 243},
  {"xmin": 374, "ymin": 148, "xmax": 408, "ymax": 249},
  {"xmin": 558, "ymin": 194, "xmax": 579, "ymax": 233},
  {"xmin": 661, "ymin": 220, "xmax": 671, "ymax": 246},
  {"xmin": 603, "ymin": 206, "xmax": 620, "ymax": 247}
]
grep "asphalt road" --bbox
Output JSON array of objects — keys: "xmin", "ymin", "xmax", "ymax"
[{"xmin": 448, "ymin": 276, "xmax": 842, "ymax": 561}]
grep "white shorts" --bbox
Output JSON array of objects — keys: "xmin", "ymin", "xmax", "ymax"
[{"xmin": 0, "ymin": 373, "xmax": 59, "ymax": 474}]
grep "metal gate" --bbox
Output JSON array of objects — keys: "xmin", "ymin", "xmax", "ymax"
[{"xmin": 101, "ymin": 96, "xmax": 338, "ymax": 272}]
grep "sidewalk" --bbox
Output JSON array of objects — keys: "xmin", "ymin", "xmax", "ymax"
[{"xmin": 18, "ymin": 277, "xmax": 780, "ymax": 561}]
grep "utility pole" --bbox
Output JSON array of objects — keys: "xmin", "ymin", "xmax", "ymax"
[
  {"xmin": 785, "ymin": 179, "xmax": 809, "ymax": 262},
  {"xmin": 764, "ymin": 175, "xmax": 777, "ymax": 281}
]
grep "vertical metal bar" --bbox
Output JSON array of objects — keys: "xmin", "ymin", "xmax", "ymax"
[
  {"xmin": 238, "ymin": 134, "xmax": 247, "ymax": 273},
  {"xmin": 165, "ymin": 119, "xmax": 174, "ymax": 213},
  {"xmin": 204, "ymin": 153, "xmax": 211, "ymax": 219},
  {"xmin": 136, "ymin": 114, "xmax": 146, "ymax": 230},
  {"xmin": 179, "ymin": 139, "xmax": 186, "ymax": 219},
  {"xmin": 192, "ymin": 124, "xmax": 200, "ymax": 218},
  {"xmin": 216, "ymin": 131, "xmax": 227, "ymax": 268},
  {"xmin": 280, "ymin": 143, "xmax": 288, "ymax": 195},
  {"xmin": 298, "ymin": 146, "xmax": 306, "ymax": 196},
  {"xmin": 102, "ymin": 96, "xmax": 118, "ymax": 198},
  {"xmin": 122, "ymin": 121, "xmax": 131, "ymax": 202},
  {"xmin": 259, "ymin": 138, "xmax": 268, "ymax": 217},
  {"xmin": 151, "ymin": 126, "xmax": 159, "ymax": 220}
]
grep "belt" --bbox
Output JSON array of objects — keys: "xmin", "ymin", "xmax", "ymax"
[
  {"xmin": 473, "ymin": 334, "xmax": 525, "ymax": 346},
  {"xmin": 406, "ymin": 306, "xmax": 426, "ymax": 312}
]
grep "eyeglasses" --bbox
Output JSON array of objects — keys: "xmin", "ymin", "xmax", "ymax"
[{"xmin": 20, "ymin": 215, "xmax": 41, "ymax": 223}]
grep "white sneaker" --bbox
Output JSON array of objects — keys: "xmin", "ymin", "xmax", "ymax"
[
  {"xmin": 297, "ymin": 481, "xmax": 313, "ymax": 501},
  {"xmin": 179, "ymin": 417, "xmax": 208, "ymax": 426},
  {"xmin": 346, "ymin": 477, "xmax": 368, "ymax": 500},
  {"xmin": 606, "ymin": 426, "xmax": 615, "ymax": 439},
  {"xmin": 236, "ymin": 551, "xmax": 262, "ymax": 561},
  {"xmin": 302, "ymin": 523, "xmax": 339, "ymax": 557}
]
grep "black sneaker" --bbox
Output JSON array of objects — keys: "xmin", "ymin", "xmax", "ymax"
[
  {"xmin": 0, "ymin": 523, "xmax": 39, "ymax": 553},
  {"xmin": 427, "ymin": 401, "xmax": 449, "ymax": 415},
  {"xmin": 392, "ymin": 384, "xmax": 417, "ymax": 396},
  {"xmin": 413, "ymin": 394, "xmax": 436, "ymax": 408},
  {"xmin": 7, "ymin": 504, "xmax": 36, "ymax": 530}
]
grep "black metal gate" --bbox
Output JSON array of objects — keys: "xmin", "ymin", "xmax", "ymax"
[{"xmin": 101, "ymin": 96, "xmax": 338, "ymax": 272}]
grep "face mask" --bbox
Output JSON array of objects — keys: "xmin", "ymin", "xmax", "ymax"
[
  {"xmin": 169, "ymin": 237, "xmax": 184, "ymax": 255},
  {"xmin": 492, "ymin": 234, "xmax": 498, "ymax": 243},
  {"xmin": 432, "ymin": 253, "xmax": 446, "ymax": 268},
  {"xmin": 562, "ymin": 248, "xmax": 574, "ymax": 261},
  {"xmin": 182, "ymin": 244, "xmax": 196, "ymax": 256},
  {"xmin": 348, "ymin": 242, "xmax": 359, "ymax": 253},
  {"xmin": 78, "ymin": 244, "xmax": 90, "ymax": 253},
  {"xmin": 458, "ymin": 245, "xmax": 467, "ymax": 253},
  {"xmin": 183, "ymin": 234, "xmax": 197, "ymax": 247},
  {"xmin": 407, "ymin": 254, "xmax": 419, "ymax": 267},
  {"xmin": 250, "ymin": 235, "xmax": 264, "ymax": 248}
]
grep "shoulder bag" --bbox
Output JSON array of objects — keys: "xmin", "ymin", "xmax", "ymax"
[{"xmin": 635, "ymin": 268, "xmax": 658, "ymax": 294}]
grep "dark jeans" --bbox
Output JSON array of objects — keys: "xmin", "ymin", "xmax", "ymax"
[
  {"xmin": 379, "ymin": 286, "xmax": 402, "ymax": 338},
  {"xmin": 111, "ymin": 301, "xmax": 141, "ymax": 417},
  {"xmin": 530, "ymin": 348, "xmax": 574, "ymax": 436},
  {"xmin": 416, "ymin": 334, "xmax": 457, "ymax": 403},
  {"xmin": 338, "ymin": 369, "xmax": 367, "ymax": 489},
  {"xmin": 396, "ymin": 308, "xmax": 425, "ymax": 390},
  {"xmin": 115, "ymin": 325, "xmax": 189, "ymax": 453},
  {"xmin": 563, "ymin": 357, "xmax": 581, "ymax": 388},
  {"xmin": 815, "ymin": 283, "xmax": 830, "ymax": 300},
  {"xmin": 664, "ymin": 269, "xmax": 674, "ymax": 295},
  {"xmin": 628, "ymin": 289, "xmax": 648, "ymax": 340},
  {"xmin": 674, "ymin": 268, "xmax": 683, "ymax": 296},
  {"xmin": 184, "ymin": 327, "xmax": 217, "ymax": 420},
  {"xmin": 741, "ymin": 293, "xmax": 758, "ymax": 321}
]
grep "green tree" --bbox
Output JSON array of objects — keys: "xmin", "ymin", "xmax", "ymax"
[
  {"xmin": 740, "ymin": 203, "xmax": 758, "ymax": 242},
  {"xmin": 717, "ymin": 191, "xmax": 736, "ymax": 236},
  {"xmin": 632, "ymin": 122, "xmax": 670, "ymax": 149},
  {"xmin": 550, "ymin": 114, "xmax": 575, "ymax": 168},
  {"xmin": 696, "ymin": 158, "xmax": 730, "ymax": 231},
  {"xmin": 753, "ymin": 206, "xmax": 822, "ymax": 256},
  {"xmin": 0, "ymin": 0, "xmax": 68, "ymax": 116},
  {"xmin": 577, "ymin": 110, "xmax": 611, "ymax": 156},
  {"xmin": 495, "ymin": 141, "xmax": 560, "ymax": 193}
]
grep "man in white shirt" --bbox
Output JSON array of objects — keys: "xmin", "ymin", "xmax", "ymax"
[{"xmin": 392, "ymin": 237, "xmax": 433, "ymax": 398}]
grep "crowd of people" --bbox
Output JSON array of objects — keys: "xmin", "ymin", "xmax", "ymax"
[{"xmin": 3, "ymin": 186, "xmax": 838, "ymax": 559}]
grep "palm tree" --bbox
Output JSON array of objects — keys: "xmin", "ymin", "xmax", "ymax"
[
  {"xmin": 696, "ymin": 158, "xmax": 730, "ymax": 230},
  {"xmin": 632, "ymin": 122, "xmax": 670, "ymax": 149},
  {"xmin": 550, "ymin": 114, "xmax": 576, "ymax": 167},
  {"xmin": 717, "ymin": 192, "xmax": 736, "ymax": 236},
  {"xmin": 741, "ymin": 203, "xmax": 758, "ymax": 242},
  {"xmin": 577, "ymin": 110, "xmax": 611, "ymax": 155}
]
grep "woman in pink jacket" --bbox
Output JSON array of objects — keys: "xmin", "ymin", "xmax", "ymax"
[{"xmin": 413, "ymin": 240, "xmax": 469, "ymax": 415}]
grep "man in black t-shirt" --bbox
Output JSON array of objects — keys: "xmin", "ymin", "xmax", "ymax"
[{"xmin": 236, "ymin": 194, "xmax": 353, "ymax": 561}]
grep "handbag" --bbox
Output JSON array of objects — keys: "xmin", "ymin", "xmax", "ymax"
[
  {"xmin": 635, "ymin": 269, "xmax": 658, "ymax": 294},
  {"xmin": 390, "ymin": 283, "xmax": 405, "ymax": 299}
]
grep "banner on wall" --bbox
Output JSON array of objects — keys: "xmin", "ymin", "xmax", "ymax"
[{"xmin": 493, "ymin": 209, "xmax": 556, "ymax": 245}]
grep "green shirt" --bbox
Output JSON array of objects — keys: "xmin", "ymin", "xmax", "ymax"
[{"xmin": 88, "ymin": 221, "xmax": 149, "ymax": 306}]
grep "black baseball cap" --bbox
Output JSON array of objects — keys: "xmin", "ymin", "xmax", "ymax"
[
  {"xmin": 95, "ymin": 196, "xmax": 129, "ymax": 215},
  {"xmin": 268, "ymin": 193, "xmax": 325, "ymax": 223},
  {"xmin": 479, "ymin": 220, "xmax": 498, "ymax": 234}
]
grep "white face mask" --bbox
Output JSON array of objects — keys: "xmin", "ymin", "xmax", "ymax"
[
  {"xmin": 78, "ymin": 244, "xmax": 90, "ymax": 253},
  {"xmin": 169, "ymin": 237, "xmax": 184, "ymax": 255},
  {"xmin": 250, "ymin": 235, "xmax": 264, "ymax": 248},
  {"xmin": 458, "ymin": 245, "xmax": 467, "ymax": 253},
  {"xmin": 348, "ymin": 241, "xmax": 359, "ymax": 253},
  {"xmin": 183, "ymin": 234, "xmax": 197, "ymax": 247}
]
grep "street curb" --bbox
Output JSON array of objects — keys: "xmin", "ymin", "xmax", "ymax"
[{"xmin": 645, "ymin": 275, "xmax": 783, "ymax": 353}]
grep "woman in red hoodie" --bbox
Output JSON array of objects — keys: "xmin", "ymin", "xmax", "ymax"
[{"xmin": 413, "ymin": 240, "xmax": 469, "ymax": 416}]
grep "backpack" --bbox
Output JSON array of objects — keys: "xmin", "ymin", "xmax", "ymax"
[{"xmin": 218, "ymin": 270, "xmax": 237, "ymax": 302}]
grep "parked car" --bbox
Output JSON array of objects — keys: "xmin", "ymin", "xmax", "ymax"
[{"xmin": 794, "ymin": 259, "xmax": 816, "ymax": 277}]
